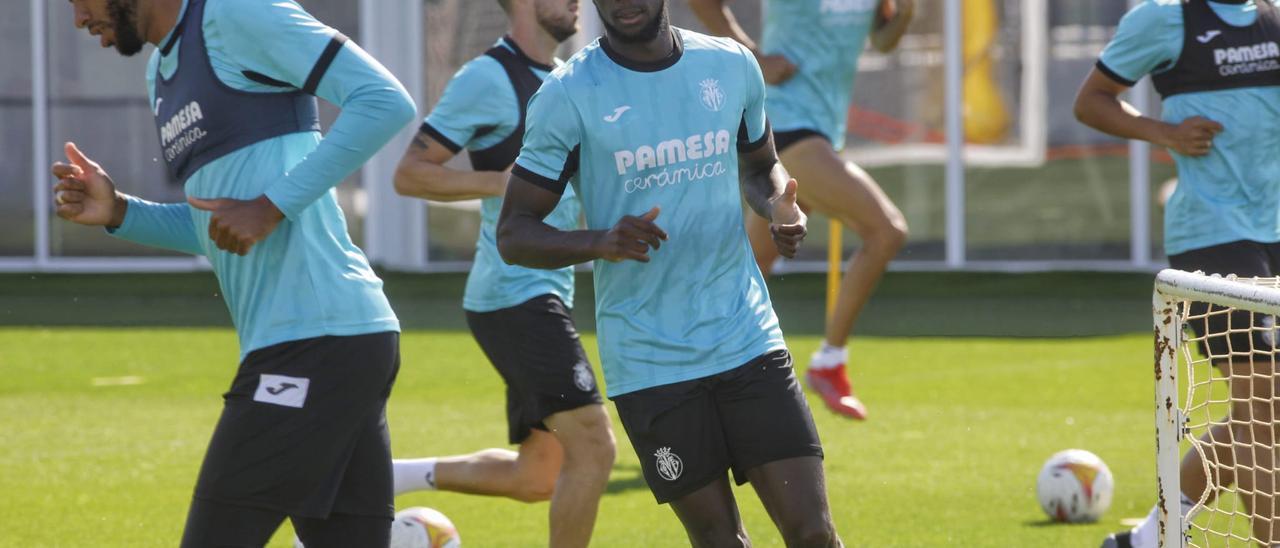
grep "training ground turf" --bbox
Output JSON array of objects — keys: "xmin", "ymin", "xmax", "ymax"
[{"xmin": 1, "ymin": 271, "xmax": 1163, "ymax": 546}]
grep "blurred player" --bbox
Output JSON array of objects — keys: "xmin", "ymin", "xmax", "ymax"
[
  {"xmin": 689, "ymin": 0, "xmax": 914, "ymax": 421},
  {"xmin": 54, "ymin": 0, "xmax": 416, "ymax": 546},
  {"xmin": 1075, "ymin": 0, "xmax": 1280, "ymax": 545},
  {"xmin": 389, "ymin": 1, "xmax": 615, "ymax": 546},
  {"xmin": 496, "ymin": 0, "xmax": 840, "ymax": 544}
]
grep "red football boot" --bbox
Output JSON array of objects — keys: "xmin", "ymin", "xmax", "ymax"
[{"xmin": 804, "ymin": 363, "xmax": 868, "ymax": 420}]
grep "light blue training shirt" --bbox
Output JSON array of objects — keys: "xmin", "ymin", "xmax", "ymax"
[
  {"xmin": 513, "ymin": 29, "xmax": 788, "ymax": 397},
  {"xmin": 761, "ymin": 0, "xmax": 879, "ymax": 150},
  {"xmin": 423, "ymin": 37, "xmax": 582, "ymax": 313},
  {"xmin": 1099, "ymin": 0, "xmax": 1280, "ymax": 255},
  {"xmin": 109, "ymin": 0, "xmax": 415, "ymax": 358}
]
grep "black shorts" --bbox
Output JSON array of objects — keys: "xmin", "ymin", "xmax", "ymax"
[
  {"xmin": 613, "ymin": 350, "xmax": 823, "ymax": 504},
  {"xmin": 191, "ymin": 332, "xmax": 400, "ymax": 520},
  {"xmin": 773, "ymin": 128, "xmax": 830, "ymax": 154},
  {"xmin": 1168, "ymin": 240, "xmax": 1280, "ymax": 361},
  {"xmin": 466, "ymin": 295, "xmax": 603, "ymax": 444}
]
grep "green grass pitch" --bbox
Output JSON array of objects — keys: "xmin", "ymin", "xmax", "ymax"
[{"xmin": 0, "ymin": 272, "xmax": 1163, "ymax": 546}]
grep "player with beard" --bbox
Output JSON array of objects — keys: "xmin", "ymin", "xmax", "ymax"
[
  {"xmin": 497, "ymin": 0, "xmax": 842, "ymax": 544},
  {"xmin": 56, "ymin": 0, "xmax": 415, "ymax": 546},
  {"xmin": 389, "ymin": 1, "xmax": 615, "ymax": 546},
  {"xmin": 689, "ymin": 0, "xmax": 914, "ymax": 421}
]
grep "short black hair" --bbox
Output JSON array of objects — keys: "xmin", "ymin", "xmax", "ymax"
[{"xmin": 496, "ymin": 0, "xmax": 511, "ymax": 12}]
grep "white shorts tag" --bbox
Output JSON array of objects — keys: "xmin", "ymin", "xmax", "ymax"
[{"xmin": 253, "ymin": 374, "xmax": 310, "ymax": 408}]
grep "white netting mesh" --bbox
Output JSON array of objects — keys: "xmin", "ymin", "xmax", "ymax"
[{"xmin": 1163, "ymin": 274, "xmax": 1280, "ymax": 546}]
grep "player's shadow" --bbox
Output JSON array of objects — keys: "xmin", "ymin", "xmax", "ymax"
[{"xmin": 604, "ymin": 463, "xmax": 648, "ymax": 496}]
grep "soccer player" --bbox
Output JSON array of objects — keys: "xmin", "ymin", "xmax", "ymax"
[
  {"xmin": 54, "ymin": 0, "xmax": 416, "ymax": 546},
  {"xmin": 1075, "ymin": 1, "xmax": 1280, "ymax": 546},
  {"xmin": 389, "ymin": 1, "xmax": 616, "ymax": 546},
  {"xmin": 496, "ymin": 0, "xmax": 840, "ymax": 544},
  {"xmin": 688, "ymin": 0, "xmax": 914, "ymax": 421}
]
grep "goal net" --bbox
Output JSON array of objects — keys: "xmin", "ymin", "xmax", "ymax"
[{"xmin": 1154, "ymin": 269, "xmax": 1280, "ymax": 547}]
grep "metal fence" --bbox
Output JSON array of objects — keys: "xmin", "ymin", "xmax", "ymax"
[{"xmin": 3, "ymin": 0, "xmax": 1165, "ymax": 273}]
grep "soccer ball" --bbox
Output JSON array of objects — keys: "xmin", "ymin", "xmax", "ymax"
[
  {"xmin": 1036, "ymin": 449, "xmax": 1114, "ymax": 523},
  {"xmin": 390, "ymin": 506, "xmax": 461, "ymax": 548},
  {"xmin": 293, "ymin": 506, "xmax": 460, "ymax": 548}
]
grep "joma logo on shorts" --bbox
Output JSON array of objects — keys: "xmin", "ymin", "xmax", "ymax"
[{"xmin": 265, "ymin": 382, "xmax": 299, "ymax": 396}]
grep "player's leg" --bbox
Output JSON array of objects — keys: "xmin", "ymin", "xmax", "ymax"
[
  {"xmin": 542, "ymin": 404, "xmax": 616, "ymax": 547},
  {"xmin": 180, "ymin": 497, "xmax": 287, "ymax": 548},
  {"xmin": 782, "ymin": 136, "xmax": 907, "ymax": 420},
  {"xmin": 747, "ymin": 457, "xmax": 839, "ymax": 547},
  {"xmin": 669, "ymin": 476, "xmax": 752, "ymax": 547},
  {"xmin": 614, "ymin": 375, "xmax": 747, "ymax": 546},
  {"xmin": 292, "ymin": 513, "xmax": 391, "ymax": 548},
  {"xmin": 1200, "ymin": 243, "xmax": 1280, "ymax": 543},
  {"xmin": 714, "ymin": 350, "xmax": 838, "ymax": 546},
  {"xmin": 394, "ymin": 429, "xmax": 563, "ymax": 502},
  {"xmin": 497, "ymin": 293, "xmax": 615, "ymax": 547},
  {"xmin": 1180, "ymin": 421, "xmax": 1235, "ymax": 506},
  {"xmin": 1106, "ymin": 242, "xmax": 1271, "ymax": 547},
  {"xmin": 779, "ymin": 139, "xmax": 907, "ymax": 349},
  {"xmin": 396, "ymin": 298, "xmax": 579, "ymax": 502},
  {"xmin": 186, "ymin": 332, "xmax": 400, "ymax": 546},
  {"xmin": 443, "ymin": 430, "xmax": 561, "ymax": 502},
  {"xmin": 1223, "ymin": 355, "xmax": 1280, "ymax": 543},
  {"xmin": 1107, "ymin": 420, "xmax": 1234, "ymax": 548},
  {"xmin": 304, "ymin": 407, "xmax": 396, "ymax": 548}
]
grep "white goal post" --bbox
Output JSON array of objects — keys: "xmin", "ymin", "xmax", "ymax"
[{"xmin": 1153, "ymin": 269, "xmax": 1280, "ymax": 547}]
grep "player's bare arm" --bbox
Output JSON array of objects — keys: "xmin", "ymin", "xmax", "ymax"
[
  {"xmin": 687, "ymin": 0, "xmax": 796, "ymax": 84},
  {"xmin": 497, "ymin": 174, "xmax": 666, "ymax": 268},
  {"xmin": 739, "ymin": 133, "xmax": 806, "ymax": 258},
  {"xmin": 51, "ymin": 142, "xmax": 127, "ymax": 228},
  {"xmin": 393, "ymin": 131, "xmax": 509, "ymax": 201},
  {"xmin": 1074, "ymin": 68, "xmax": 1222, "ymax": 157},
  {"xmin": 870, "ymin": 0, "xmax": 914, "ymax": 53}
]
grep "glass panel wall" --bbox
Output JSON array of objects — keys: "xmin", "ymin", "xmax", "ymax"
[
  {"xmin": 963, "ymin": 0, "xmax": 1133, "ymax": 261},
  {"xmin": 1, "ymin": 2, "xmax": 34, "ymax": 257}
]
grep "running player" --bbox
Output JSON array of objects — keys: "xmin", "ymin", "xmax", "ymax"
[
  {"xmin": 688, "ymin": 0, "xmax": 914, "ymax": 421},
  {"xmin": 55, "ymin": 0, "xmax": 415, "ymax": 546},
  {"xmin": 389, "ymin": 1, "xmax": 615, "ymax": 546},
  {"xmin": 1075, "ymin": 0, "xmax": 1280, "ymax": 546},
  {"xmin": 496, "ymin": 0, "xmax": 840, "ymax": 544}
]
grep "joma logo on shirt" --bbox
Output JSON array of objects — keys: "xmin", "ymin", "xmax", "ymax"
[
  {"xmin": 613, "ymin": 130, "xmax": 732, "ymax": 176},
  {"xmin": 821, "ymin": 0, "xmax": 876, "ymax": 14},
  {"xmin": 159, "ymin": 101, "xmax": 204, "ymax": 146},
  {"xmin": 1213, "ymin": 41, "xmax": 1280, "ymax": 76}
]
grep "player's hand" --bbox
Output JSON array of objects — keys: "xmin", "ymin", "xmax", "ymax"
[
  {"xmin": 186, "ymin": 195, "xmax": 285, "ymax": 256},
  {"xmin": 1162, "ymin": 116, "xmax": 1224, "ymax": 157},
  {"xmin": 594, "ymin": 207, "xmax": 668, "ymax": 263},
  {"xmin": 755, "ymin": 53, "xmax": 798, "ymax": 85},
  {"xmin": 769, "ymin": 179, "xmax": 807, "ymax": 258},
  {"xmin": 51, "ymin": 142, "xmax": 126, "ymax": 227},
  {"xmin": 879, "ymin": 0, "xmax": 913, "ymax": 21},
  {"xmin": 880, "ymin": 0, "xmax": 898, "ymax": 20}
]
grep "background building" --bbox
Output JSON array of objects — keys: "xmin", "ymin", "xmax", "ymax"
[{"xmin": 2, "ymin": 0, "xmax": 1157, "ymax": 272}]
